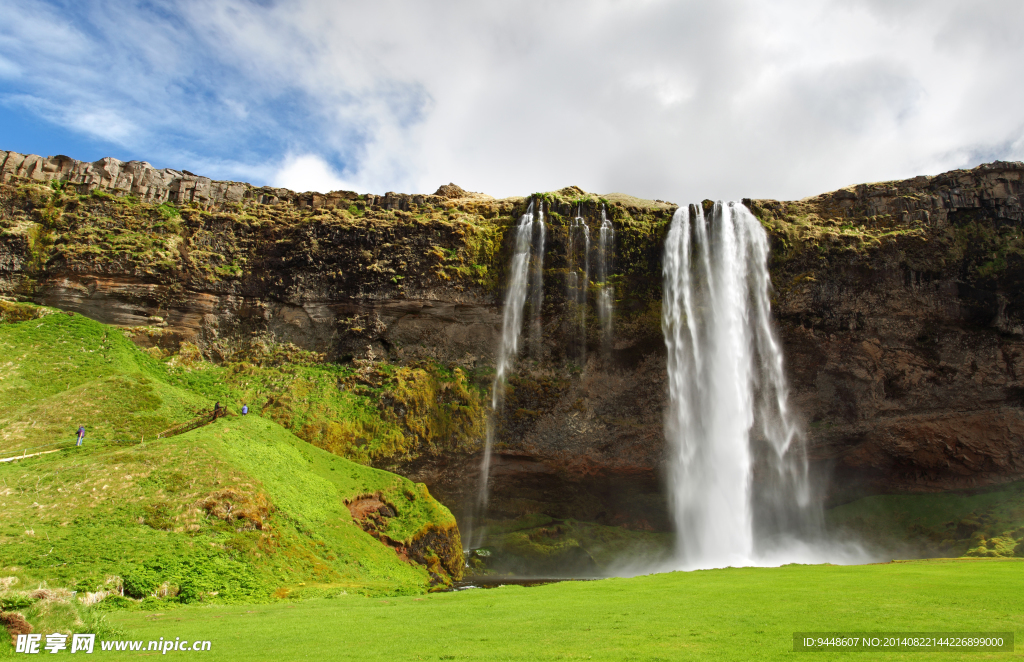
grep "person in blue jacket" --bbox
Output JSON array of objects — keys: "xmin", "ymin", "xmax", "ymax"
[{"xmin": 75, "ymin": 425, "xmax": 85, "ymax": 446}]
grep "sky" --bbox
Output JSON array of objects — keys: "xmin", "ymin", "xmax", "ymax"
[{"xmin": 1, "ymin": 0, "xmax": 1023, "ymax": 203}]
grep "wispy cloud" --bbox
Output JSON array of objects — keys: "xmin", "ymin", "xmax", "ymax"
[{"xmin": 1, "ymin": 0, "xmax": 1022, "ymax": 201}]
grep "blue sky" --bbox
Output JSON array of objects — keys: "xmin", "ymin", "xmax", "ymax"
[{"xmin": 2, "ymin": 0, "xmax": 1023, "ymax": 202}]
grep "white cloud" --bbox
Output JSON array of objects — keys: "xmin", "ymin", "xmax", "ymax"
[
  {"xmin": 274, "ymin": 153, "xmax": 353, "ymax": 193},
  {"xmin": 1, "ymin": 0, "xmax": 1023, "ymax": 201},
  {"xmin": 0, "ymin": 54, "xmax": 20, "ymax": 79}
]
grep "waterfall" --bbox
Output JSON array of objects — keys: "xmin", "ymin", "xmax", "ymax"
[
  {"xmin": 661, "ymin": 201, "xmax": 820, "ymax": 569},
  {"xmin": 596, "ymin": 205, "xmax": 614, "ymax": 345},
  {"xmin": 529, "ymin": 203, "xmax": 546, "ymax": 354},
  {"xmin": 568, "ymin": 207, "xmax": 590, "ymax": 360},
  {"xmin": 493, "ymin": 201, "xmax": 537, "ymax": 406},
  {"xmin": 467, "ymin": 200, "xmax": 542, "ymax": 549}
]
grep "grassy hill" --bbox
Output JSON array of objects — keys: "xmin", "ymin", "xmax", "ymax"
[{"xmin": 0, "ymin": 303, "xmax": 463, "ymax": 645}]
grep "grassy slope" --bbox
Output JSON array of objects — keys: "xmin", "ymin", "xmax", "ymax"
[
  {"xmin": 78, "ymin": 558, "xmax": 1023, "ymax": 661},
  {"xmin": 0, "ymin": 310, "xmax": 458, "ymax": 618},
  {"xmin": 163, "ymin": 351, "xmax": 486, "ymax": 468},
  {"xmin": 0, "ymin": 311, "xmax": 208, "ymax": 454}
]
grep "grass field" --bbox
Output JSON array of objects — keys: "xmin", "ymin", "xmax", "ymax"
[{"xmin": 62, "ymin": 558, "xmax": 1020, "ymax": 661}]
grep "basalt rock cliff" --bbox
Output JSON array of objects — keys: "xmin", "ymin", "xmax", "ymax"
[{"xmin": 2, "ymin": 149, "xmax": 1023, "ymax": 534}]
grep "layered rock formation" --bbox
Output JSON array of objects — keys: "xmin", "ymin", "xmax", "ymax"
[
  {"xmin": 753, "ymin": 163, "xmax": 1024, "ymax": 500},
  {"xmin": 2, "ymin": 149, "xmax": 1023, "ymax": 533}
]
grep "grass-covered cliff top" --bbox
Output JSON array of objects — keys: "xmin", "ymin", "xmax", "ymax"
[
  {"xmin": 4, "ymin": 157, "xmax": 1020, "ymax": 303},
  {"xmin": 0, "ymin": 159, "xmax": 681, "ymax": 300}
]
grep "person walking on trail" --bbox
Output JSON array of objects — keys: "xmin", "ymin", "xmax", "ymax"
[
  {"xmin": 212, "ymin": 402, "xmax": 221, "ymax": 421},
  {"xmin": 75, "ymin": 425, "xmax": 85, "ymax": 447}
]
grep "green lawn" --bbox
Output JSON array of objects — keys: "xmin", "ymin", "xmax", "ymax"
[{"xmin": 79, "ymin": 558, "xmax": 1022, "ymax": 661}]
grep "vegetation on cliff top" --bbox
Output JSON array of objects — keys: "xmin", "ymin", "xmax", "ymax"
[{"xmin": 0, "ymin": 177, "xmax": 680, "ymax": 315}]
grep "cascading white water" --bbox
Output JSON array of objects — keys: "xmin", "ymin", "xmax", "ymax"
[
  {"xmin": 661, "ymin": 201, "xmax": 819, "ymax": 569},
  {"xmin": 493, "ymin": 201, "xmax": 538, "ymax": 407},
  {"xmin": 529, "ymin": 204, "xmax": 547, "ymax": 354},
  {"xmin": 596, "ymin": 206, "xmax": 614, "ymax": 345},
  {"xmin": 568, "ymin": 208, "xmax": 590, "ymax": 359},
  {"xmin": 468, "ymin": 200, "xmax": 542, "ymax": 549}
]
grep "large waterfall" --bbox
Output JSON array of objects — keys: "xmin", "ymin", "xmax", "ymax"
[{"xmin": 661, "ymin": 201, "xmax": 821, "ymax": 569}]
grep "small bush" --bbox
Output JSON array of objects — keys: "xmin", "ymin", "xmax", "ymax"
[
  {"xmin": 157, "ymin": 203, "xmax": 181, "ymax": 220},
  {"xmin": 0, "ymin": 595, "xmax": 34, "ymax": 611},
  {"xmin": 143, "ymin": 502, "xmax": 175, "ymax": 530},
  {"xmin": 0, "ymin": 610, "xmax": 33, "ymax": 639},
  {"xmin": 177, "ymin": 580, "xmax": 201, "ymax": 604},
  {"xmin": 122, "ymin": 569, "xmax": 159, "ymax": 599},
  {"xmin": 91, "ymin": 595, "xmax": 133, "ymax": 612}
]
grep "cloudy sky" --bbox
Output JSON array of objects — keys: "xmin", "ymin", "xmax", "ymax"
[{"xmin": 1, "ymin": 0, "xmax": 1022, "ymax": 203}]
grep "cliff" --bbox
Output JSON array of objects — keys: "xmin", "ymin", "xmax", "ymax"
[
  {"xmin": 753, "ymin": 164, "xmax": 1024, "ymax": 500},
  {"xmin": 2, "ymin": 149, "xmax": 1023, "ymax": 532}
]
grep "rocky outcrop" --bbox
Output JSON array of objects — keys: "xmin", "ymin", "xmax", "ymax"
[
  {"xmin": 0, "ymin": 150, "xmax": 493, "ymax": 212},
  {"xmin": 2, "ymin": 149, "xmax": 1024, "ymax": 529},
  {"xmin": 346, "ymin": 493, "xmax": 463, "ymax": 585},
  {"xmin": 0, "ymin": 150, "xmax": 251, "ymax": 208}
]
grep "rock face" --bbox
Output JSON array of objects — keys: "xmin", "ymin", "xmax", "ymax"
[
  {"xmin": 752, "ymin": 162, "xmax": 1024, "ymax": 500},
  {"xmin": 2, "ymin": 149, "xmax": 1024, "ymax": 531},
  {"xmin": 0, "ymin": 150, "xmax": 251, "ymax": 208}
]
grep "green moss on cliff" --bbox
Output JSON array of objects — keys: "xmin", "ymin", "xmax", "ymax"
[
  {"xmin": 470, "ymin": 515, "xmax": 671, "ymax": 576},
  {"xmin": 827, "ymin": 480, "xmax": 1024, "ymax": 558},
  {"xmin": 150, "ymin": 341, "xmax": 487, "ymax": 469},
  {"xmin": 0, "ymin": 181, "xmax": 519, "ymax": 295}
]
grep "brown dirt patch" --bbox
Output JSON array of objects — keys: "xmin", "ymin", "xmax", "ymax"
[
  {"xmin": 198, "ymin": 488, "xmax": 272, "ymax": 531},
  {"xmin": 1, "ymin": 611, "xmax": 32, "ymax": 645},
  {"xmin": 346, "ymin": 493, "xmax": 396, "ymax": 520}
]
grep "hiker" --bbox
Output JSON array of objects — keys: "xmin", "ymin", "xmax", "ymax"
[
  {"xmin": 75, "ymin": 425, "xmax": 85, "ymax": 447},
  {"xmin": 212, "ymin": 402, "xmax": 221, "ymax": 421},
  {"xmin": 241, "ymin": 404, "xmax": 248, "ymax": 415}
]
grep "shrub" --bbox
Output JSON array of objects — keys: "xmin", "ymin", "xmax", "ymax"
[
  {"xmin": 94, "ymin": 595, "xmax": 134, "ymax": 611},
  {"xmin": 177, "ymin": 580, "xmax": 201, "ymax": 604},
  {"xmin": 122, "ymin": 569, "xmax": 159, "ymax": 599}
]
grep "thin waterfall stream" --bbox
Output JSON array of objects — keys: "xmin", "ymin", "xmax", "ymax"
[
  {"xmin": 596, "ymin": 205, "xmax": 614, "ymax": 346},
  {"xmin": 568, "ymin": 206, "xmax": 590, "ymax": 361},
  {"xmin": 467, "ymin": 200, "xmax": 543, "ymax": 549}
]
